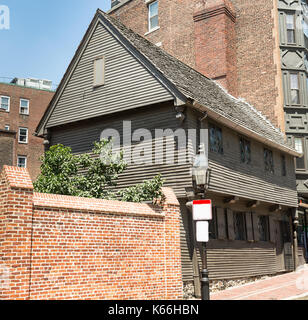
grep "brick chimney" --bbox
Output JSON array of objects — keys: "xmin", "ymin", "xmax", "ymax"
[{"xmin": 193, "ymin": 0, "xmax": 237, "ymax": 96}]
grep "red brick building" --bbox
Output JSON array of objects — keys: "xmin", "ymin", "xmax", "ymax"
[
  {"xmin": 0, "ymin": 80, "xmax": 54, "ymax": 180},
  {"xmin": 109, "ymin": 0, "xmax": 286, "ymax": 131}
]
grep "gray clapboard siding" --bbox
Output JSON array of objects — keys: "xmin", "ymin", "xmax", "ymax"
[
  {"xmin": 205, "ymin": 119, "xmax": 298, "ymax": 207},
  {"xmin": 47, "ymin": 22, "xmax": 174, "ymax": 128},
  {"xmin": 50, "ymin": 103, "xmax": 194, "ymax": 197}
]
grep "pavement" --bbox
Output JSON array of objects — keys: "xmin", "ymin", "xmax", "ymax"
[{"xmin": 211, "ymin": 266, "xmax": 308, "ymax": 300}]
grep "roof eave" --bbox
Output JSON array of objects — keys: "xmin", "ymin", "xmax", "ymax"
[{"xmin": 192, "ymin": 101, "xmax": 301, "ymax": 157}]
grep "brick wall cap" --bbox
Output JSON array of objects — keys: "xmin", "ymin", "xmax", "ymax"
[
  {"xmin": 2, "ymin": 166, "xmax": 34, "ymax": 190},
  {"xmin": 193, "ymin": 0, "xmax": 236, "ymax": 22},
  {"xmin": 32, "ymin": 187, "xmax": 179, "ymax": 217}
]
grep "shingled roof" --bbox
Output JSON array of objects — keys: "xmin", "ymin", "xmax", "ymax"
[{"xmin": 98, "ymin": 9, "xmax": 298, "ymax": 156}]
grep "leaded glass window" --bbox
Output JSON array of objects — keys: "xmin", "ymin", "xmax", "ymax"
[
  {"xmin": 209, "ymin": 207, "xmax": 218, "ymax": 240},
  {"xmin": 233, "ymin": 212, "xmax": 247, "ymax": 241},
  {"xmin": 209, "ymin": 124, "xmax": 223, "ymax": 154},
  {"xmin": 281, "ymin": 155, "xmax": 287, "ymax": 176},
  {"xmin": 258, "ymin": 216, "xmax": 270, "ymax": 242},
  {"xmin": 240, "ymin": 137, "xmax": 251, "ymax": 164},
  {"xmin": 264, "ymin": 148, "xmax": 274, "ymax": 174}
]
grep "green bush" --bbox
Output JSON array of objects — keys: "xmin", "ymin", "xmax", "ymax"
[{"xmin": 34, "ymin": 140, "xmax": 164, "ymax": 203}]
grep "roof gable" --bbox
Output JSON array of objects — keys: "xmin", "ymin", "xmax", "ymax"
[{"xmin": 37, "ymin": 14, "xmax": 180, "ymax": 133}]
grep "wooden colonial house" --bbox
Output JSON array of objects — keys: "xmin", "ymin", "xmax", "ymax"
[{"xmin": 36, "ymin": 10, "xmax": 302, "ymax": 296}]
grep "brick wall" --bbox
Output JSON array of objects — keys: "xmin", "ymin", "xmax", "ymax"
[
  {"xmin": 0, "ymin": 83, "xmax": 54, "ymax": 180},
  {"xmin": 0, "ymin": 166, "xmax": 183, "ymax": 300}
]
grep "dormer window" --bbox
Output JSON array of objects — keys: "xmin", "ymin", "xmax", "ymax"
[
  {"xmin": 148, "ymin": 1, "xmax": 159, "ymax": 32},
  {"xmin": 93, "ymin": 56, "xmax": 105, "ymax": 87}
]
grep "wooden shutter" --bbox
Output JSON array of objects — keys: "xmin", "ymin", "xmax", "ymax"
[
  {"xmin": 253, "ymin": 214, "xmax": 260, "ymax": 242},
  {"xmin": 217, "ymin": 208, "xmax": 226, "ymax": 240},
  {"xmin": 269, "ymin": 216, "xmax": 277, "ymax": 243},
  {"xmin": 227, "ymin": 209, "xmax": 235, "ymax": 240},
  {"xmin": 246, "ymin": 212, "xmax": 254, "ymax": 241}
]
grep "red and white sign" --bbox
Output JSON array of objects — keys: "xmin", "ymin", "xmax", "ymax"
[{"xmin": 193, "ymin": 200, "xmax": 212, "ymax": 221}]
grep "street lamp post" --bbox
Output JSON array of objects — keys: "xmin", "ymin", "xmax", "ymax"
[{"xmin": 192, "ymin": 151, "xmax": 211, "ymax": 300}]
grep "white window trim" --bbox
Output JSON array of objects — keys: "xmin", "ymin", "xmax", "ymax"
[
  {"xmin": 0, "ymin": 95, "xmax": 10, "ymax": 112},
  {"xmin": 20, "ymin": 99, "xmax": 30, "ymax": 115},
  {"xmin": 17, "ymin": 156, "xmax": 27, "ymax": 169},
  {"xmin": 18, "ymin": 127, "xmax": 28, "ymax": 144},
  {"xmin": 148, "ymin": 0, "xmax": 159, "ymax": 32},
  {"xmin": 93, "ymin": 56, "xmax": 105, "ymax": 88},
  {"xmin": 4, "ymin": 125, "xmax": 10, "ymax": 131}
]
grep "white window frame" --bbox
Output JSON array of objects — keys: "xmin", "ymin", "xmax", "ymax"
[
  {"xmin": 17, "ymin": 156, "xmax": 27, "ymax": 169},
  {"xmin": 148, "ymin": 0, "xmax": 159, "ymax": 32},
  {"xmin": 93, "ymin": 56, "xmax": 105, "ymax": 87},
  {"xmin": 4, "ymin": 125, "xmax": 10, "ymax": 131},
  {"xmin": 18, "ymin": 127, "xmax": 28, "ymax": 144},
  {"xmin": 0, "ymin": 95, "xmax": 10, "ymax": 112},
  {"xmin": 20, "ymin": 99, "xmax": 30, "ymax": 115}
]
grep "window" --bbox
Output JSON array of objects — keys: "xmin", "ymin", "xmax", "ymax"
[
  {"xmin": 258, "ymin": 216, "xmax": 270, "ymax": 242},
  {"xmin": 0, "ymin": 96, "xmax": 10, "ymax": 112},
  {"xmin": 286, "ymin": 14, "xmax": 296, "ymax": 43},
  {"xmin": 209, "ymin": 124, "xmax": 223, "ymax": 154},
  {"xmin": 209, "ymin": 207, "xmax": 218, "ymax": 240},
  {"xmin": 148, "ymin": 1, "xmax": 159, "ymax": 31},
  {"xmin": 93, "ymin": 56, "xmax": 105, "ymax": 87},
  {"xmin": 294, "ymin": 137, "xmax": 306, "ymax": 169},
  {"xmin": 290, "ymin": 73, "xmax": 300, "ymax": 104},
  {"xmin": 264, "ymin": 148, "xmax": 274, "ymax": 173},
  {"xmin": 281, "ymin": 155, "xmax": 287, "ymax": 176},
  {"xmin": 4, "ymin": 125, "xmax": 10, "ymax": 131},
  {"xmin": 17, "ymin": 156, "xmax": 27, "ymax": 168},
  {"xmin": 233, "ymin": 212, "xmax": 247, "ymax": 241},
  {"xmin": 20, "ymin": 99, "xmax": 29, "ymax": 115},
  {"xmin": 224, "ymin": 209, "xmax": 229, "ymax": 240},
  {"xmin": 240, "ymin": 137, "xmax": 251, "ymax": 164},
  {"xmin": 18, "ymin": 128, "xmax": 28, "ymax": 144}
]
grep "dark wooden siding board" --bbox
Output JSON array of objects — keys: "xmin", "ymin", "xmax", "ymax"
[
  {"xmin": 47, "ymin": 23, "xmax": 174, "ymax": 128},
  {"xmin": 50, "ymin": 103, "xmax": 194, "ymax": 197}
]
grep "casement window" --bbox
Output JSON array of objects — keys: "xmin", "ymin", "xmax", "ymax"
[
  {"xmin": 258, "ymin": 216, "xmax": 270, "ymax": 242},
  {"xmin": 93, "ymin": 56, "xmax": 105, "ymax": 87},
  {"xmin": 18, "ymin": 127, "xmax": 28, "ymax": 144},
  {"xmin": 0, "ymin": 96, "xmax": 10, "ymax": 112},
  {"xmin": 4, "ymin": 125, "xmax": 10, "ymax": 131},
  {"xmin": 294, "ymin": 137, "xmax": 306, "ymax": 170},
  {"xmin": 148, "ymin": 1, "xmax": 159, "ymax": 31},
  {"xmin": 233, "ymin": 212, "xmax": 247, "ymax": 241},
  {"xmin": 209, "ymin": 207, "xmax": 218, "ymax": 240},
  {"xmin": 286, "ymin": 14, "xmax": 296, "ymax": 44},
  {"xmin": 240, "ymin": 137, "xmax": 251, "ymax": 164},
  {"xmin": 209, "ymin": 123, "xmax": 223, "ymax": 154},
  {"xmin": 281, "ymin": 155, "xmax": 287, "ymax": 176},
  {"xmin": 17, "ymin": 156, "xmax": 27, "ymax": 168},
  {"xmin": 290, "ymin": 73, "xmax": 300, "ymax": 104},
  {"xmin": 264, "ymin": 148, "xmax": 274, "ymax": 174},
  {"xmin": 20, "ymin": 99, "xmax": 29, "ymax": 115}
]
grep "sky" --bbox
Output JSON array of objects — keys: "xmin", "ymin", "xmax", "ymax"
[{"xmin": 0, "ymin": 0, "xmax": 111, "ymax": 88}]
